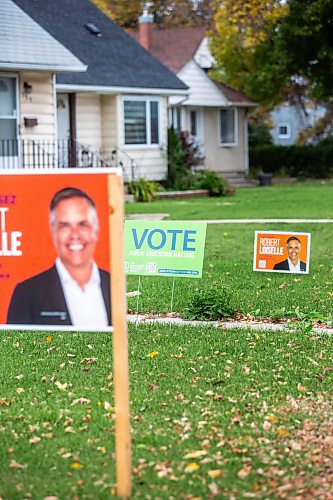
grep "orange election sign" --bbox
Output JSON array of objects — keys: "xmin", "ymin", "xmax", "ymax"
[
  {"xmin": 253, "ymin": 230, "xmax": 311, "ymax": 274},
  {"xmin": 0, "ymin": 170, "xmax": 111, "ymax": 330}
]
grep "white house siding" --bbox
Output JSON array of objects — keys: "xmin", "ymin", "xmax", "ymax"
[
  {"xmin": 173, "ymin": 60, "xmax": 228, "ymax": 107},
  {"xmin": 203, "ymin": 107, "xmax": 246, "ymax": 175},
  {"xmin": 20, "ymin": 72, "xmax": 55, "ymax": 139},
  {"xmin": 76, "ymin": 94, "xmax": 102, "ymax": 150},
  {"xmin": 101, "ymin": 94, "xmax": 118, "ymax": 155},
  {"xmin": 118, "ymin": 95, "xmax": 168, "ymax": 182}
]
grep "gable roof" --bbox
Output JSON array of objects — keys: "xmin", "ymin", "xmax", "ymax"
[
  {"xmin": 132, "ymin": 25, "xmax": 256, "ymax": 106},
  {"xmin": 211, "ymin": 79, "xmax": 256, "ymax": 106},
  {"xmin": 12, "ymin": 0, "xmax": 188, "ymax": 93},
  {"xmin": 132, "ymin": 26, "xmax": 206, "ymax": 74},
  {"xmin": 0, "ymin": 0, "xmax": 86, "ymax": 72}
]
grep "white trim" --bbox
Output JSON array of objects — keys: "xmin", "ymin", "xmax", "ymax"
[
  {"xmin": 0, "ymin": 167, "xmax": 123, "ymax": 176},
  {"xmin": 0, "ymin": 324, "xmax": 113, "ymax": 332},
  {"xmin": 0, "ymin": 73, "xmax": 20, "ymax": 166},
  {"xmin": 277, "ymin": 122, "xmax": 291, "ymax": 139},
  {"xmin": 243, "ymin": 114, "xmax": 249, "ymax": 174},
  {"xmin": 219, "ymin": 108, "xmax": 238, "ymax": 147},
  {"xmin": 0, "ymin": 63, "xmax": 86, "ymax": 73},
  {"xmin": 121, "ymin": 95, "xmax": 162, "ymax": 147},
  {"xmin": 56, "ymin": 84, "xmax": 188, "ymax": 96},
  {"xmin": 53, "ymin": 74, "xmax": 57, "ymax": 143}
]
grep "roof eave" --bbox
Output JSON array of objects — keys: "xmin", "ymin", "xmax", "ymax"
[
  {"xmin": 56, "ymin": 84, "xmax": 189, "ymax": 96},
  {"xmin": 0, "ymin": 62, "xmax": 87, "ymax": 73}
]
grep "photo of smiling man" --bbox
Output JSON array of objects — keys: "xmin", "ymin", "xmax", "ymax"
[
  {"xmin": 273, "ymin": 236, "xmax": 306, "ymax": 273},
  {"xmin": 6, "ymin": 187, "xmax": 111, "ymax": 327}
]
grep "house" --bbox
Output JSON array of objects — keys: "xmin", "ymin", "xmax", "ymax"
[
  {"xmin": 269, "ymin": 101, "xmax": 326, "ymax": 145},
  {"xmin": 132, "ymin": 12, "xmax": 257, "ymax": 179},
  {"xmin": 1, "ymin": 0, "xmax": 188, "ymax": 180},
  {"xmin": 0, "ymin": 0, "xmax": 86, "ymax": 169}
]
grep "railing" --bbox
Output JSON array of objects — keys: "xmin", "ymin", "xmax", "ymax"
[
  {"xmin": 0, "ymin": 139, "xmax": 112, "ymax": 169},
  {"xmin": 0, "ymin": 139, "xmax": 138, "ymax": 180}
]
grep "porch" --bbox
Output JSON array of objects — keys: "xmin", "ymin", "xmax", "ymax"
[{"xmin": 0, "ymin": 139, "xmax": 137, "ymax": 181}]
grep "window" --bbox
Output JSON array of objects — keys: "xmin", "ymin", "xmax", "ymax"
[
  {"xmin": 169, "ymin": 107, "xmax": 181, "ymax": 132},
  {"xmin": 123, "ymin": 98, "xmax": 160, "ymax": 145},
  {"xmin": 220, "ymin": 108, "xmax": 237, "ymax": 146},
  {"xmin": 190, "ymin": 110, "xmax": 197, "ymax": 136},
  {"xmin": 278, "ymin": 123, "xmax": 291, "ymax": 139}
]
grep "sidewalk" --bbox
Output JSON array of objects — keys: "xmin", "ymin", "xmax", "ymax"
[{"xmin": 127, "ymin": 314, "xmax": 333, "ymax": 335}]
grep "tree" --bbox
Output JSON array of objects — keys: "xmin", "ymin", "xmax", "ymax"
[
  {"xmin": 92, "ymin": 0, "xmax": 215, "ymax": 29},
  {"xmin": 210, "ymin": 0, "xmax": 333, "ymax": 108},
  {"xmin": 210, "ymin": 0, "xmax": 290, "ymax": 107}
]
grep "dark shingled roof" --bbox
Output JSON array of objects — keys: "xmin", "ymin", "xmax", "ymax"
[{"xmin": 12, "ymin": 0, "xmax": 188, "ymax": 91}]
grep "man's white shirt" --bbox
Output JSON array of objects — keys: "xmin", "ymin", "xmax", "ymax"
[
  {"xmin": 287, "ymin": 258, "xmax": 301, "ymax": 273},
  {"xmin": 55, "ymin": 257, "xmax": 108, "ymax": 327}
]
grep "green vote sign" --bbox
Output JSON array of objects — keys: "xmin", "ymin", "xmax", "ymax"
[{"xmin": 124, "ymin": 220, "xmax": 207, "ymax": 278}]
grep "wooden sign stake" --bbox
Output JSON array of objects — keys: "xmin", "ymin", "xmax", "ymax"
[{"xmin": 108, "ymin": 174, "xmax": 131, "ymax": 498}]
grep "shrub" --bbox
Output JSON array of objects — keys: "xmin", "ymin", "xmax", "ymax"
[
  {"xmin": 167, "ymin": 127, "xmax": 188, "ymax": 189},
  {"xmin": 250, "ymin": 138, "xmax": 333, "ymax": 178},
  {"xmin": 185, "ymin": 287, "xmax": 236, "ymax": 321},
  {"xmin": 248, "ymin": 122, "xmax": 273, "ymax": 147},
  {"xmin": 128, "ymin": 177, "xmax": 159, "ymax": 202},
  {"xmin": 191, "ymin": 170, "xmax": 228, "ymax": 196},
  {"xmin": 167, "ymin": 128, "xmax": 205, "ymax": 190}
]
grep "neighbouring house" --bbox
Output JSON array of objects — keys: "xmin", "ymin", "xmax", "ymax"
[
  {"xmin": 269, "ymin": 101, "xmax": 326, "ymax": 145},
  {"xmin": 132, "ymin": 11, "xmax": 257, "ymax": 179},
  {"xmin": 1, "ymin": 0, "xmax": 188, "ymax": 180}
]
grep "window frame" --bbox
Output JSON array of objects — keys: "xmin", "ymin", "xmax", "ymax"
[
  {"xmin": 277, "ymin": 122, "xmax": 291, "ymax": 139},
  {"xmin": 168, "ymin": 106, "xmax": 182, "ymax": 132},
  {"xmin": 219, "ymin": 108, "xmax": 238, "ymax": 147},
  {"xmin": 122, "ymin": 96, "xmax": 161, "ymax": 148}
]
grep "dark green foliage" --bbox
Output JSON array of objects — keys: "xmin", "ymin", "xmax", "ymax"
[
  {"xmin": 276, "ymin": 0, "xmax": 333, "ymax": 101},
  {"xmin": 167, "ymin": 128, "xmax": 204, "ymax": 190},
  {"xmin": 185, "ymin": 287, "xmax": 236, "ymax": 321},
  {"xmin": 166, "ymin": 127, "xmax": 189, "ymax": 189},
  {"xmin": 128, "ymin": 177, "xmax": 159, "ymax": 202},
  {"xmin": 250, "ymin": 138, "xmax": 333, "ymax": 178},
  {"xmin": 248, "ymin": 122, "xmax": 273, "ymax": 147},
  {"xmin": 191, "ymin": 169, "xmax": 227, "ymax": 196}
]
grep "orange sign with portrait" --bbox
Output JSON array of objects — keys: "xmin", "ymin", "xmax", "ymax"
[
  {"xmin": 0, "ymin": 170, "xmax": 113, "ymax": 330},
  {"xmin": 253, "ymin": 230, "xmax": 311, "ymax": 274}
]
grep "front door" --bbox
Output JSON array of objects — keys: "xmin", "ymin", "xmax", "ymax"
[{"xmin": 0, "ymin": 75, "xmax": 19, "ymax": 168}]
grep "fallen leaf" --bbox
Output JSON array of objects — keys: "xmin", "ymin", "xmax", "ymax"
[
  {"xmin": 45, "ymin": 336, "xmax": 53, "ymax": 343},
  {"xmin": 29, "ymin": 436, "xmax": 41, "ymax": 444},
  {"xmin": 70, "ymin": 463, "xmax": 83, "ymax": 470},
  {"xmin": 237, "ymin": 465, "xmax": 252, "ymax": 478},
  {"xmin": 277, "ymin": 427, "xmax": 289, "ymax": 437},
  {"xmin": 64, "ymin": 426, "xmax": 75, "ymax": 434},
  {"xmin": 9, "ymin": 460, "xmax": 26, "ymax": 469},
  {"xmin": 184, "ymin": 450, "xmax": 208, "ymax": 459},
  {"xmin": 147, "ymin": 351, "xmax": 159, "ymax": 358},
  {"xmin": 55, "ymin": 381, "xmax": 68, "ymax": 391},
  {"xmin": 16, "ymin": 388, "xmax": 25, "ymax": 395},
  {"xmin": 208, "ymin": 469, "xmax": 223, "ymax": 478},
  {"xmin": 263, "ymin": 420, "xmax": 271, "ymax": 431},
  {"xmin": 70, "ymin": 398, "xmax": 90, "ymax": 406},
  {"xmin": 184, "ymin": 462, "xmax": 200, "ymax": 473},
  {"xmin": 80, "ymin": 357, "xmax": 97, "ymax": 364}
]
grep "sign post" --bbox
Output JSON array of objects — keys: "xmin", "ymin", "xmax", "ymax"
[{"xmin": 109, "ymin": 174, "xmax": 131, "ymax": 497}]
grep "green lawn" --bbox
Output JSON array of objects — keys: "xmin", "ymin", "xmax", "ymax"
[
  {"xmin": 125, "ymin": 181, "xmax": 333, "ymax": 220},
  {"xmin": 125, "ymin": 182, "xmax": 333, "ymax": 321},
  {"xmin": 1, "ymin": 182, "xmax": 332, "ymax": 498},
  {"xmin": 1, "ymin": 325, "xmax": 333, "ymax": 498}
]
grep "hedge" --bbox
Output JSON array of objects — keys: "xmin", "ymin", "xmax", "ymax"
[{"xmin": 250, "ymin": 139, "xmax": 333, "ymax": 178}]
